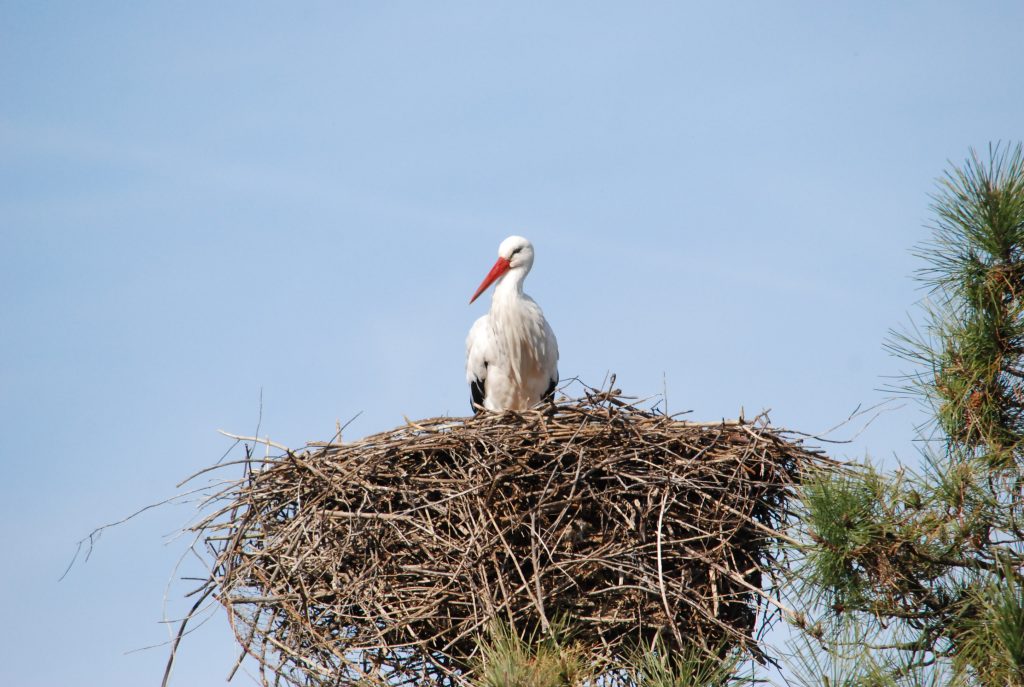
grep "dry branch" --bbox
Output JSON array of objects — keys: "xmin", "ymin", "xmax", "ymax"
[{"xmin": 187, "ymin": 387, "xmax": 829, "ymax": 686}]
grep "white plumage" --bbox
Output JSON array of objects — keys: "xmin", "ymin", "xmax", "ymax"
[{"xmin": 465, "ymin": 236, "xmax": 559, "ymax": 412}]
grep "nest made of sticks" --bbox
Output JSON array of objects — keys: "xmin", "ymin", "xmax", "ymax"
[{"xmin": 190, "ymin": 387, "xmax": 826, "ymax": 687}]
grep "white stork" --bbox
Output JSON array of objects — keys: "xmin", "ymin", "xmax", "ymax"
[{"xmin": 466, "ymin": 236, "xmax": 559, "ymax": 413}]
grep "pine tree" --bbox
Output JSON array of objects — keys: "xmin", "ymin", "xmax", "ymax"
[{"xmin": 790, "ymin": 143, "xmax": 1024, "ymax": 686}]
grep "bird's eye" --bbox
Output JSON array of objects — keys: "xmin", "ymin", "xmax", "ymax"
[{"xmin": 510, "ymin": 247, "xmax": 522, "ymax": 257}]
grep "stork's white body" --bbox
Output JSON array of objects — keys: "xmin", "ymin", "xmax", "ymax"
[{"xmin": 465, "ymin": 236, "xmax": 559, "ymax": 412}]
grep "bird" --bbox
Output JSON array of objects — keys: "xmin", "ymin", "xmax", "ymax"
[{"xmin": 465, "ymin": 236, "xmax": 559, "ymax": 413}]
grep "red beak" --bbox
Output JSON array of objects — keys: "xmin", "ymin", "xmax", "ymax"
[{"xmin": 469, "ymin": 257, "xmax": 511, "ymax": 304}]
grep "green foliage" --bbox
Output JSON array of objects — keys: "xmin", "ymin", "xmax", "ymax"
[
  {"xmin": 901, "ymin": 143, "xmax": 1024, "ymax": 465},
  {"xmin": 785, "ymin": 626, "xmax": 951, "ymax": 687},
  {"xmin": 953, "ymin": 560, "xmax": 1024, "ymax": 686},
  {"xmin": 474, "ymin": 622, "xmax": 750, "ymax": 687},
  {"xmin": 790, "ymin": 143, "xmax": 1024, "ymax": 687},
  {"xmin": 624, "ymin": 637, "xmax": 747, "ymax": 687},
  {"xmin": 474, "ymin": 621, "xmax": 594, "ymax": 687},
  {"xmin": 800, "ymin": 467, "xmax": 888, "ymax": 605}
]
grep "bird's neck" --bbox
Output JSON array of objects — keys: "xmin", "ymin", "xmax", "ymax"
[
  {"xmin": 489, "ymin": 268, "xmax": 535, "ymax": 385},
  {"xmin": 492, "ymin": 268, "xmax": 527, "ymax": 304}
]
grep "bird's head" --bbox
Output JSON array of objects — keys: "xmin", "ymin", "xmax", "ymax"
[
  {"xmin": 499, "ymin": 235, "xmax": 534, "ymax": 271},
  {"xmin": 469, "ymin": 235, "xmax": 535, "ymax": 304}
]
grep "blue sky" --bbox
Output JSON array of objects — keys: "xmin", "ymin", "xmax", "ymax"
[{"xmin": 2, "ymin": 3, "xmax": 1022, "ymax": 685}]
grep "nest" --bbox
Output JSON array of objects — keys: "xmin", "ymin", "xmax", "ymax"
[{"xmin": 190, "ymin": 387, "xmax": 826, "ymax": 686}]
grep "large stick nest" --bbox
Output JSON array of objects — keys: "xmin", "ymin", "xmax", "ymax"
[{"xmin": 192, "ymin": 387, "xmax": 826, "ymax": 686}]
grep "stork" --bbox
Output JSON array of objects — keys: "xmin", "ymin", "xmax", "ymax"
[{"xmin": 466, "ymin": 236, "xmax": 559, "ymax": 413}]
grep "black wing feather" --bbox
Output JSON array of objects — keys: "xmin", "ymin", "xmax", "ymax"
[
  {"xmin": 543, "ymin": 375, "xmax": 558, "ymax": 402},
  {"xmin": 470, "ymin": 361, "xmax": 488, "ymax": 413}
]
